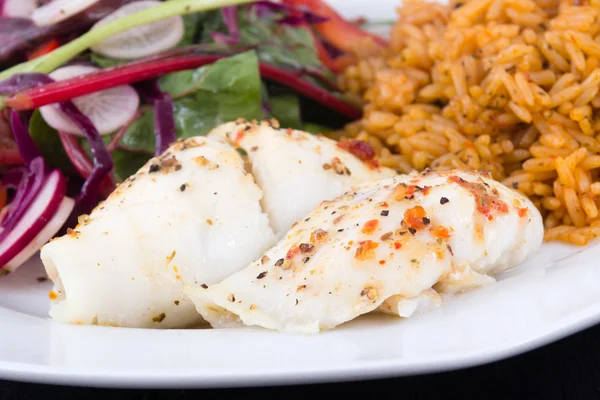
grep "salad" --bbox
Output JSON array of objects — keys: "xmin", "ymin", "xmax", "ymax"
[{"xmin": 0, "ymin": 0, "xmax": 388, "ymax": 275}]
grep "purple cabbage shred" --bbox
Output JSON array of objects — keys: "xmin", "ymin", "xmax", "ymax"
[
  {"xmin": 58, "ymin": 102, "xmax": 113, "ymax": 213},
  {"xmin": 211, "ymin": 6, "xmax": 240, "ymax": 45},
  {"xmin": 135, "ymin": 80, "xmax": 177, "ymax": 156}
]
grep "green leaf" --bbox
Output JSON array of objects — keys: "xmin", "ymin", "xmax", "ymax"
[
  {"xmin": 120, "ymin": 51, "xmax": 264, "ymax": 153},
  {"xmin": 178, "ymin": 13, "xmax": 202, "ymax": 47},
  {"xmin": 165, "ymin": 50, "xmax": 264, "ymax": 137},
  {"xmin": 302, "ymin": 122, "xmax": 333, "ymax": 135},
  {"xmin": 110, "ymin": 149, "xmax": 151, "ymax": 183},
  {"xmin": 268, "ymin": 94, "xmax": 302, "ymax": 129},
  {"xmin": 28, "ymin": 110, "xmax": 77, "ymax": 175},
  {"xmin": 89, "ymin": 53, "xmax": 129, "ymax": 68},
  {"xmin": 119, "ymin": 111, "xmax": 156, "ymax": 154},
  {"xmin": 159, "ymin": 68, "xmax": 207, "ymax": 98}
]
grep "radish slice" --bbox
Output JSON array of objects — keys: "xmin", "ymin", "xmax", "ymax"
[
  {"xmin": 0, "ymin": 170, "xmax": 67, "ymax": 272},
  {"xmin": 39, "ymin": 65, "xmax": 140, "ymax": 136},
  {"xmin": 31, "ymin": 0, "xmax": 100, "ymax": 26},
  {"xmin": 2, "ymin": 0, "xmax": 38, "ymax": 18},
  {"xmin": 90, "ymin": 1, "xmax": 185, "ymax": 60},
  {"xmin": 3, "ymin": 196, "xmax": 74, "ymax": 274}
]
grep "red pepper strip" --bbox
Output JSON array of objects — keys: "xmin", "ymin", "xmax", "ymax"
[
  {"xmin": 5, "ymin": 55, "xmax": 362, "ymax": 120},
  {"xmin": 57, "ymin": 131, "xmax": 116, "ymax": 198},
  {"xmin": 27, "ymin": 38, "xmax": 61, "ymax": 61},
  {"xmin": 281, "ymin": 0, "xmax": 388, "ymax": 51}
]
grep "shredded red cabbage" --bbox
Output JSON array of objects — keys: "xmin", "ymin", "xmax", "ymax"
[
  {"xmin": 135, "ymin": 80, "xmax": 177, "ymax": 156},
  {"xmin": 58, "ymin": 101, "xmax": 113, "ymax": 213},
  {"xmin": 9, "ymin": 110, "xmax": 41, "ymax": 167},
  {"xmin": 211, "ymin": 6, "xmax": 241, "ymax": 46},
  {"xmin": 0, "ymin": 72, "xmax": 114, "ymax": 214},
  {"xmin": 0, "ymin": 72, "xmax": 53, "ymax": 94}
]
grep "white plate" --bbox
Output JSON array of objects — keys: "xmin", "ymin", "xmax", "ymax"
[{"xmin": 2, "ymin": 0, "xmax": 600, "ymax": 390}]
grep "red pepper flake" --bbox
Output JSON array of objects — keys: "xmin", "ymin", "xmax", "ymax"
[
  {"xmin": 310, "ymin": 229, "xmax": 328, "ymax": 244},
  {"xmin": 403, "ymin": 206, "xmax": 428, "ymax": 231},
  {"xmin": 518, "ymin": 207, "xmax": 529, "ymax": 218},
  {"xmin": 286, "ymin": 128, "xmax": 293, "ymax": 136},
  {"xmin": 337, "ymin": 139, "xmax": 375, "ymax": 161},
  {"xmin": 362, "ymin": 219, "xmax": 379, "ymax": 234},
  {"xmin": 378, "ymin": 260, "xmax": 386, "ymax": 265},
  {"xmin": 379, "ymin": 201, "xmax": 389, "ymax": 207},
  {"xmin": 394, "ymin": 241, "xmax": 402, "ymax": 250},
  {"xmin": 286, "ymin": 245, "xmax": 300, "ymax": 260},
  {"xmin": 394, "ymin": 183, "xmax": 416, "ymax": 200},
  {"xmin": 234, "ymin": 129, "xmax": 246, "ymax": 146},
  {"xmin": 355, "ymin": 240, "xmax": 379, "ymax": 261},
  {"xmin": 448, "ymin": 176, "xmax": 509, "ymax": 217},
  {"xmin": 430, "ymin": 226, "xmax": 451, "ymax": 239},
  {"xmin": 48, "ymin": 290, "xmax": 58, "ymax": 300},
  {"xmin": 422, "ymin": 186, "xmax": 432, "ymax": 195}
]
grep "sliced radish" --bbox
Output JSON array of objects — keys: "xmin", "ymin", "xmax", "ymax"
[
  {"xmin": 2, "ymin": 0, "xmax": 38, "ymax": 18},
  {"xmin": 39, "ymin": 65, "xmax": 140, "ymax": 136},
  {"xmin": 0, "ymin": 170, "xmax": 67, "ymax": 271},
  {"xmin": 31, "ymin": 0, "xmax": 100, "ymax": 26},
  {"xmin": 3, "ymin": 196, "xmax": 74, "ymax": 273},
  {"xmin": 90, "ymin": 1, "xmax": 184, "ymax": 60}
]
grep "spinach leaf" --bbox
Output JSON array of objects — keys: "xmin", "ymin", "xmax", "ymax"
[
  {"xmin": 110, "ymin": 148, "xmax": 150, "ymax": 183},
  {"xmin": 120, "ymin": 51, "xmax": 264, "ymax": 152},
  {"xmin": 119, "ymin": 110, "xmax": 155, "ymax": 154},
  {"xmin": 28, "ymin": 110, "xmax": 77, "ymax": 175},
  {"xmin": 171, "ymin": 51, "xmax": 264, "ymax": 137},
  {"xmin": 268, "ymin": 94, "xmax": 302, "ymax": 129}
]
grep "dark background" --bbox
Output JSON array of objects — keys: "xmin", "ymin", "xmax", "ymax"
[{"xmin": 2, "ymin": 323, "xmax": 600, "ymax": 400}]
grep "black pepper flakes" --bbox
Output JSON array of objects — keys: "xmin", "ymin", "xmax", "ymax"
[
  {"xmin": 302, "ymin": 257, "xmax": 310, "ymax": 263},
  {"xmin": 447, "ymin": 244, "xmax": 454, "ymax": 255},
  {"xmin": 275, "ymin": 258, "xmax": 284, "ymax": 266},
  {"xmin": 149, "ymin": 164, "xmax": 160, "ymax": 173},
  {"xmin": 295, "ymin": 299, "xmax": 299, "ymax": 305},
  {"xmin": 174, "ymin": 300, "xmax": 180, "ymax": 306},
  {"xmin": 422, "ymin": 217, "xmax": 431, "ymax": 225},
  {"xmin": 174, "ymin": 164, "xmax": 182, "ymax": 171},
  {"xmin": 228, "ymin": 294, "xmax": 236, "ymax": 302},
  {"xmin": 512, "ymin": 182, "xmax": 519, "ymax": 189},
  {"xmin": 381, "ymin": 210, "xmax": 389, "ymax": 216},
  {"xmin": 440, "ymin": 197, "xmax": 450, "ymax": 204},
  {"xmin": 36, "ymin": 276, "xmax": 48, "ymax": 282},
  {"xmin": 179, "ymin": 184, "xmax": 187, "ymax": 192},
  {"xmin": 257, "ymin": 271, "xmax": 268, "ymax": 279},
  {"xmin": 408, "ymin": 227, "xmax": 417, "ymax": 235},
  {"xmin": 200, "ymin": 283, "xmax": 208, "ymax": 289}
]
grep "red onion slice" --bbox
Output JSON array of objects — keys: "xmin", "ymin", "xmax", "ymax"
[
  {"xmin": 3, "ymin": 196, "xmax": 74, "ymax": 273},
  {"xmin": 0, "ymin": 169, "xmax": 67, "ymax": 270}
]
